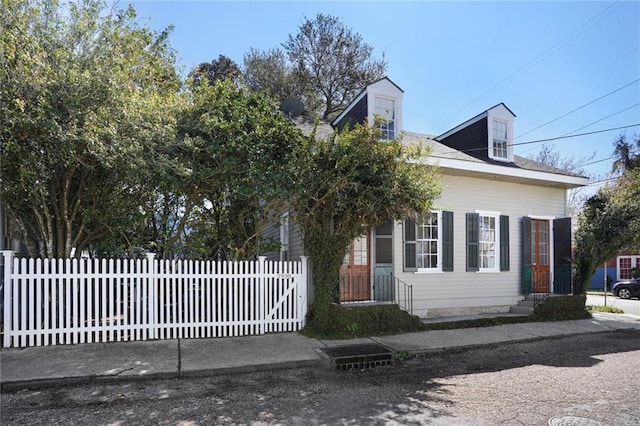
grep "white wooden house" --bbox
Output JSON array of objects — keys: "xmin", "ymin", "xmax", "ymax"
[{"xmin": 264, "ymin": 77, "xmax": 588, "ymax": 318}]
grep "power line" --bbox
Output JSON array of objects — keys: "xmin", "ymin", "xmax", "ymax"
[
  {"xmin": 432, "ymin": 0, "xmax": 624, "ymax": 133},
  {"xmin": 516, "ymin": 78, "xmax": 640, "ymax": 139},
  {"xmin": 518, "ymin": 124, "xmax": 639, "ymax": 146},
  {"xmin": 532, "ymin": 47, "xmax": 639, "ymax": 111},
  {"xmin": 578, "ymin": 149, "xmax": 640, "ymax": 168},
  {"xmin": 428, "ymin": 124, "xmax": 640, "ymax": 157},
  {"xmin": 587, "ymin": 176, "xmax": 619, "ymax": 186},
  {"xmin": 560, "ymin": 103, "xmax": 640, "ymax": 137}
]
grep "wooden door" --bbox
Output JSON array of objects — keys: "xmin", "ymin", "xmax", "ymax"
[
  {"xmin": 531, "ymin": 219, "xmax": 550, "ymax": 292},
  {"xmin": 340, "ymin": 234, "xmax": 371, "ymax": 302}
]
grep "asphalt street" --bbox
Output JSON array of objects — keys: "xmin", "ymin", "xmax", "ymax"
[
  {"xmin": 587, "ymin": 294, "xmax": 640, "ymax": 316},
  {"xmin": 2, "ymin": 330, "xmax": 639, "ymax": 425}
]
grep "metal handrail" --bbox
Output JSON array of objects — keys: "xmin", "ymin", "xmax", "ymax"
[{"xmin": 394, "ymin": 276, "xmax": 413, "ymax": 314}]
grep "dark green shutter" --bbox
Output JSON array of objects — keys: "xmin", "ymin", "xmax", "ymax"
[
  {"xmin": 553, "ymin": 217, "xmax": 572, "ymax": 294},
  {"xmin": 522, "ymin": 217, "xmax": 532, "ymax": 295},
  {"xmin": 500, "ymin": 215, "xmax": 510, "ymax": 271},
  {"xmin": 404, "ymin": 218, "xmax": 416, "ymax": 270},
  {"xmin": 442, "ymin": 211, "xmax": 454, "ymax": 271},
  {"xmin": 466, "ymin": 213, "xmax": 479, "ymax": 272}
]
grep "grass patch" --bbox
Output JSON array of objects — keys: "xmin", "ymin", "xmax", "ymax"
[
  {"xmin": 587, "ymin": 305, "xmax": 624, "ymax": 314},
  {"xmin": 302, "ymin": 295, "xmax": 593, "ymax": 339}
]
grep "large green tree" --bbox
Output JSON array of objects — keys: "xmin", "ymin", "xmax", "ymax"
[
  {"xmin": 574, "ymin": 135, "xmax": 640, "ymax": 291},
  {"xmin": 188, "ymin": 54, "xmax": 242, "ymax": 87},
  {"xmin": 173, "ymin": 80, "xmax": 304, "ymax": 261},
  {"xmin": 291, "ymin": 123, "xmax": 440, "ymax": 333},
  {"xmin": 0, "ymin": 0, "xmax": 181, "ymax": 257},
  {"xmin": 243, "ymin": 48, "xmax": 302, "ymax": 103},
  {"xmin": 244, "ymin": 14, "xmax": 387, "ymax": 120}
]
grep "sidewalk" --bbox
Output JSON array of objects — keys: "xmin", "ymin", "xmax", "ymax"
[{"xmin": 2, "ymin": 312, "xmax": 639, "ymax": 389}]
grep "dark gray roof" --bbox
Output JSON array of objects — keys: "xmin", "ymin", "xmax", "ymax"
[
  {"xmin": 290, "ymin": 115, "xmax": 334, "ymax": 139},
  {"xmin": 290, "ymin": 120, "xmax": 586, "ymax": 179},
  {"xmin": 401, "ymin": 131, "xmax": 586, "ymax": 178}
]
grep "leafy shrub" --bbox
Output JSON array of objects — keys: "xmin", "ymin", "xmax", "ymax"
[
  {"xmin": 530, "ymin": 295, "xmax": 591, "ymax": 321},
  {"xmin": 302, "ymin": 304, "xmax": 424, "ymax": 339}
]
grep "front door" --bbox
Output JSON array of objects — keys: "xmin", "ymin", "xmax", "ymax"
[
  {"xmin": 531, "ymin": 219, "xmax": 551, "ymax": 292},
  {"xmin": 340, "ymin": 234, "xmax": 371, "ymax": 302}
]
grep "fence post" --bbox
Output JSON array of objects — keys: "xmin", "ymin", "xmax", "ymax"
[
  {"xmin": 258, "ymin": 256, "xmax": 266, "ymax": 335},
  {"xmin": 146, "ymin": 253, "xmax": 157, "ymax": 340},
  {"xmin": 2, "ymin": 250, "xmax": 15, "ymax": 348},
  {"xmin": 299, "ymin": 256, "xmax": 308, "ymax": 328}
]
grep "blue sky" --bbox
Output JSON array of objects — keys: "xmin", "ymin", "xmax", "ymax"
[{"xmin": 129, "ymin": 1, "xmax": 639, "ymax": 186}]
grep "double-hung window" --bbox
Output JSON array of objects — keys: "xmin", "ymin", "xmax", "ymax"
[
  {"xmin": 404, "ymin": 211, "xmax": 453, "ymax": 272},
  {"xmin": 466, "ymin": 211, "xmax": 509, "ymax": 272},
  {"xmin": 375, "ymin": 96, "xmax": 396, "ymax": 140},
  {"xmin": 479, "ymin": 214, "xmax": 497, "ymax": 270},
  {"xmin": 618, "ymin": 255, "xmax": 640, "ymax": 279},
  {"xmin": 492, "ymin": 119, "xmax": 508, "ymax": 160}
]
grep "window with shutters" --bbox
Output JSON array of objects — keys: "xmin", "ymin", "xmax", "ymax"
[
  {"xmin": 404, "ymin": 211, "xmax": 453, "ymax": 272},
  {"xmin": 467, "ymin": 211, "xmax": 509, "ymax": 272}
]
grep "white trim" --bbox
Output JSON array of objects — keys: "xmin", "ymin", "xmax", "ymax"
[
  {"xmin": 331, "ymin": 90, "xmax": 367, "ymax": 127},
  {"xmin": 422, "ymin": 157, "xmax": 589, "ymax": 188},
  {"xmin": 475, "ymin": 210, "xmax": 500, "ymax": 272},
  {"xmin": 404, "ymin": 210, "xmax": 443, "ymax": 272},
  {"xmin": 279, "ymin": 212, "xmax": 290, "ymax": 262},
  {"xmin": 435, "ymin": 112, "xmax": 488, "ymax": 141},
  {"xmin": 527, "ymin": 215, "xmax": 555, "ymax": 293},
  {"xmin": 488, "ymin": 118, "xmax": 511, "ymax": 162},
  {"xmin": 616, "ymin": 255, "xmax": 640, "ymax": 280}
]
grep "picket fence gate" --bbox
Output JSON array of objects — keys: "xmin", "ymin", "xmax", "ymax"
[{"xmin": 1, "ymin": 251, "xmax": 308, "ymax": 348}]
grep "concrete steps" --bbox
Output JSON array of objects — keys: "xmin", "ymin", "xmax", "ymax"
[{"xmin": 509, "ymin": 296, "xmax": 536, "ymax": 315}]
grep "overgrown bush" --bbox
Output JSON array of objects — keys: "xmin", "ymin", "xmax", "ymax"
[
  {"xmin": 302, "ymin": 304, "xmax": 424, "ymax": 339},
  {"xmin": 302, "ymin": 295, "xmax": 593, "ymax": 339},
  {"xmin": 530, "ymin": 295, "xmax": 591, "ymax": 321}
]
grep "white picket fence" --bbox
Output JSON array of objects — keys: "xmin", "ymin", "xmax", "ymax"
[{"xmin": 1, "ymin": 251, "xmax": 308, "ymax": 348}]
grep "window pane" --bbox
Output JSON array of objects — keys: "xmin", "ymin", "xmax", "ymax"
[
  {"xmin": 375, "ymin": 97, "xmax": 395, "ymax": 140},
  {"xmin": 479, "ymin": 214, "xmax": 498, "ymax": 270},
  {"xmin": 376, "ymin": 238, "xmax": 392, "ymax": 264},
  {"xmin": 405, "ymin": 243, "xmax": 416, "ymax": 268},
  {"xmin": 404, "ymin": 218, "xmax": 416, "ymax": 241},
  {"xmin": 492, "ymin": 120, "xmax": 508, "ymax": 158},
  {"xmin": 376, "ymin": 220, "xmax": 393, "ymax": 236}
]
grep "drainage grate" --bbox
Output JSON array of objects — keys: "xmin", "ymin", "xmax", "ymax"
[
  {"xmin": 548, "ymin": 416, "xmax": 608, "ymax": 426},
  {"xmin": 321, "ymin": 343, "xmax": 395, "ymax": 370}
]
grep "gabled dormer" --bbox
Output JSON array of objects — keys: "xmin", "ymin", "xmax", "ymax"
[
  {"xmin": 331, "ymin": 77, "xmax": 404, "ymax": 140},
  {"xmin": 435, "ymin": 103, "xmax": 516, "ymax": 163}
]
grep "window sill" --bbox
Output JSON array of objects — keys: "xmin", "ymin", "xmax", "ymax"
[
  {"xmin": 413, "ymin": 270, "xmax": 444, "ymax": 274},
  {"xmin": 475, "ymin": 270, "xmax": 501, "ymax": 274}
]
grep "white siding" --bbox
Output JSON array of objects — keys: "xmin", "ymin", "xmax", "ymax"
[
  {"xmin": 260, "ymin": 215, "xmax": 305, "ymax": 262},
  {"xmin": 394, "ymin": 173, "xmax": 569, "ymax": 318}
]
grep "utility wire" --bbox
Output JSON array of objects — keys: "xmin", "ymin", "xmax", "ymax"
[
  {"xmin": 532, "ymin": 47, "xmax": 638, "ymax": 111},
  {"xmin": 516, "ymin": 78, "xmax": 640, "ymax": 139},
  {"xmin": 578, "ymin": 149, "xmax": 640, "ymax": 168},
  {"xmin": 429, "ymin": 123, "xmax": 640, "ymax": 157},
  {"xmin": 560, "ymin": 103, "xmax": 640, "ymax": 137},
  {"xmin": 432, "ymin": 0, "xmax": 624, "ymax": 133}
]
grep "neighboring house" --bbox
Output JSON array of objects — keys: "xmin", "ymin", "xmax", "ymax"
[
  {"xmin": 264, "ymin": 77, "xmax": 589, "ymax": 318},
  {"xmin": 588, "ymin": 252, "xmax": 640, "ymax": 290}
]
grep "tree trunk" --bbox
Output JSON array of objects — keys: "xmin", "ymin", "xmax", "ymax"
[{"xmin": 303, "ymin": 228, "xmax": 350, "ymax": 334}]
